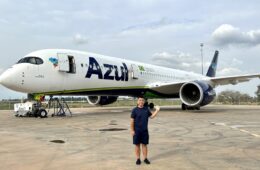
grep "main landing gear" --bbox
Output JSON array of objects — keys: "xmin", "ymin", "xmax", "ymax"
[
  {"xmin": 181, "ymin": 103, "xmax": 200, "ymax": 110},
  {"xmin": 144, "ymin": 101, "xmax": 155, "ymax": 109}
]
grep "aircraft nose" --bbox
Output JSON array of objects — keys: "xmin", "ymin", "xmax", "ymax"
[
  {"xmin": 0, "ymin": 72, "xmax": 5, "ymax": 84},
  {"xmin": 0, "ymin": 67, "xmax": 28, "ymax": 93},
  {"xmin": 0, "ymin": 69, "xmax": 17, "ymax": 88},
  {"xmin": 0, "ymin": 71, "xmax": 9, "ymax": 85}
]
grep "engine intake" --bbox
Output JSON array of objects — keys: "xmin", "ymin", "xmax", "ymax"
[
  {"xmin": 87, "ymin": 96, "xmax": 118, "ymax": 106},
  {"xmin": 180, "ymin": 81, "xmax": 215, "ymax": 107}
]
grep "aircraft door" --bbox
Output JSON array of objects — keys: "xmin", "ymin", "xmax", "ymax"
[
  {"xmin": 57, "ymin": 53, "xmax": 76, "ymax": 73},
  {"xmin": 131, "ymin": 64, "xmax": 140, "ymax": 79},
  {"xmin": 57, "ymin": 53, "xmax": 70, "ymax": 72}
]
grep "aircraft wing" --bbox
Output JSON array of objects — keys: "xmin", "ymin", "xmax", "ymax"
[
  {"xmin": 148, "ymin": 81, "xmax": 185, "ymax": 95},
  {"xmin": 149, "ymin": 73, "xmax": 260, "ymax": 95},
  {"xmin": 208, "ymin": 73, "xmax": 260, "ymax": 86}
]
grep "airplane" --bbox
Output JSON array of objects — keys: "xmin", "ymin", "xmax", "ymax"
[{"xmin": 0, "ymin": 49, "xmax": 260, "ymax": 111}]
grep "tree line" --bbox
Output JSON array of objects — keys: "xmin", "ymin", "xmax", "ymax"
[{"xmin": 217, "ymin": 90, "xmax": 258, "ymax": 104}]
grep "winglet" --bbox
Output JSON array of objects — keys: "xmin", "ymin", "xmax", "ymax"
[{"xmin": 206, "ymin": 50, "xmax": 219, "ymax": 77}]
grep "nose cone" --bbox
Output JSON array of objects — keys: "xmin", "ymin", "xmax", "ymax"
[
  {"xmin": 0, "ymin": 72, "xmax": 7, "ymax": 85},
  {"xmin": 0, "ymin": 68, "xmax": 20, "ymax": 91},
  {"xmin": 0, "ymin": 74, "xmax": 2, "ymax": 84},
  {"xmin": 0, "ymin": 70, "xmax": 11, "ymax": 86}
]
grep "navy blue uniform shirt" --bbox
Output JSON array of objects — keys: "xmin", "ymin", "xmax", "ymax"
[{"xmin": 131, "ymin": 106, "xmax": 152, "ymax": 131}]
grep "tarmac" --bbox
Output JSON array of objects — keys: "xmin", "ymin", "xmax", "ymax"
[{"xmin": 0, "ymin": 105, "xmax": 260, "ymax": 170}]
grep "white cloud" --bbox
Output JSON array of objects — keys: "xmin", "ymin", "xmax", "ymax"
[
  {"xmin": 73, "ymin": 10, "xmax": 108, "ymax": 21},
  {"xmin": 152, "ymin": 51, "xmax": 202, "ymax": 73},
  {"xmin": 0, "ymin": 68, "xmax": 3, "ymax": 74},
  {"xmin": 212, "ymin": 24, "xmax": 260, "ymax": 46},
  {"xmin": 216, "ymin": 57, "xmax": 244, "ymax": 76},
  {"xmin": 122, "ymin": 17, "xmax": 173, "ymax": 32},
  {"xmin": 46, "ymin": 10, "xmax": 65, "ymax": 16},
  {"xmin": 217, "ymin": 67, "xmax": 243, "ymax": 76},
  {"xmin": 152, "ymin": 51, "xmax": 246, "ymax": 77},
  {"xmin": 0, "ymin": 18, "xmax": 8, "ymax": 24},
  {"xmin": 231, "ymin": 58, "xmax": 243, "ymax": 66},
  {"xmin": 120, "ymin": 17, "xmax": 199, "ymax": 36},
  {"xmin": 73, "ymin": 34, "xmax": 88, "ymax": 45}
]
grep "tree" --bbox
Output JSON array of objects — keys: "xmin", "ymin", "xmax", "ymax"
[
  {"xmin": 217, "ymin": 90, "xmax": 253, "ymax": 104},
  {"xmin": 256, "ymin": 85, "xmax": 260, "ymax": 103}
]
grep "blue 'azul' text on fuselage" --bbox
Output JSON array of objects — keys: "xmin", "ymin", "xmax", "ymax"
[{"xmin": 86, "ymin": 57, "xmax": 129, "ymax": 81}]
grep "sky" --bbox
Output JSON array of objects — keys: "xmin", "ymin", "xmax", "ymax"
[{"xmin": 1, "ymin": 0, "xmax": 260, "ymax": 99}]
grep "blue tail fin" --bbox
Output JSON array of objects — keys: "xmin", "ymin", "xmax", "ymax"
[{"xmin": 206, "ymin": 50, "xmax": 219, "ymax": 77}]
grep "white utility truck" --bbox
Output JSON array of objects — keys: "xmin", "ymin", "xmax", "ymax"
[{"xmin": 14, "ymin": 101, "xmax": 47, "ymax": 118}]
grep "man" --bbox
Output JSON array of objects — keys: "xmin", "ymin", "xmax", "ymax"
[{"xmin": 130, "ymin": 96, "xmax": 160, "ymax": 165}]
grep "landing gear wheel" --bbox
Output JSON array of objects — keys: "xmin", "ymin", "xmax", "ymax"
[
  {"xmin": 38, "ymin": 109, "xmax": 47, "ymax": 118},
  {"xmin": 149, "ymin": 103, "xmax": 154, "ymax": 109},
  {"xmin": 144, "ymin": 101, "xmax": 149, "ymax": 108},
  {"xmin": 181, "ymin": 103, "xmax": 187, "ymax": 110}
]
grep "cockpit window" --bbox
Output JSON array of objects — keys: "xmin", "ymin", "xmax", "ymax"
[
  {"xmin": 29, "ymin": 57, "xmax": 36, "ymax": 64},
  {"xmin": 17, "ymin": 57, "xmax": 44, "ymax": 65},
  {"xmin": 35, "ymin": 58, "xmax": 43, "ymax": 64}
]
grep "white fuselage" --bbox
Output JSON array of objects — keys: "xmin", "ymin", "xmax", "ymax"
[{"xmin": 0, "ymin": 49, "xmax": 206, "ymax": 97}]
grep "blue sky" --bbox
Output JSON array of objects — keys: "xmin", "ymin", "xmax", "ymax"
[{"xmin": 1, "ymin": 0, "xmax": 260, "ymax": 99}]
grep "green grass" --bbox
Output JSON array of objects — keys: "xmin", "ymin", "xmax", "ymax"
[
  {"xmin": 56, "ymin": 99, "xmax": 182, "ymax": 108},
  {"xmin": 1, "ymin": 99, "xmax": 259, "ymax": 110},
  {"xmin": 0, "ymin": 99, "xmax": 182, "ymax": 110},
  {"xmin": 0, "ymin": 102, "xmax": 15, "ymax": 110}
]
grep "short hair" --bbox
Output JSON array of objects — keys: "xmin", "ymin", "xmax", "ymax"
[{"xmin": 137, "ymin": 96, "xmax": 145, "ymax": 99}]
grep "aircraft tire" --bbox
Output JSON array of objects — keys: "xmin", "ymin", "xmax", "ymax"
[
  {"xmin": 149, "ymin": 103, "xmax": 154, "ymax": 109},
  {"xmin": 181, "ymin": 103, "xmax": 187, "ymax": 110}
]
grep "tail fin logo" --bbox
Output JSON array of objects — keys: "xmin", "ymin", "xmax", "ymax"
[{"xmin": 206, "ymin": 51, "xmax": 219, "ymax": 77}]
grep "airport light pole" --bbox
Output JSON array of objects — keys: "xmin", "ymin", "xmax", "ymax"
[{"xmin": 200, "ymin": 43, "xmax": 204, "ymax": 75}]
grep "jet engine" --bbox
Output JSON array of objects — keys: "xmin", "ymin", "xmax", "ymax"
[
  {"xmin": 86, "ymin": 96, "xmax": 118, "ymax": 106},
  {"xmin": 180, "ymin": 81, "xmax": 216, "ymax": 107}
]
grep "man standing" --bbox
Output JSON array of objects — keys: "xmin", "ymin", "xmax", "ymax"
[{"xmin": 130, "ymin": 96, "xmax": 160, "ymax": 165}]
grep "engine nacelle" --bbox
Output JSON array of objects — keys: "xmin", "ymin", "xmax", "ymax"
[
  {"xmin": 180, "ymin": 81, "xmax": 216, "ymax": 107},
  {"xmin": 86, "ymin": 96, "xmax": 118, "ymax": 106}
]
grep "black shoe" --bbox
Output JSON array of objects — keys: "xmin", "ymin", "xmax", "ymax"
[
  {"xmin": 136, "ymin": 159, "xmax": 141, "ymax": 165},
  {"xmin": 144, "ymin": 158, "xmax": 151, "ymax": 164}
]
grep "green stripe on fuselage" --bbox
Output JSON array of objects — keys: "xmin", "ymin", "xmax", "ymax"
[
  {"xmin": 143, "ymin": 91, "xmax": 163, "ymax": 98},
  {"xmin": 33, "ymin": 86, "xmax": 149, "ymax": 96}
]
